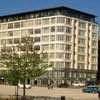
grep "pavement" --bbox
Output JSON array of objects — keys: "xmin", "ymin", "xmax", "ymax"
[{"xmin": 0, "ymin": 85, "xmax": 98, "ymax": 100}]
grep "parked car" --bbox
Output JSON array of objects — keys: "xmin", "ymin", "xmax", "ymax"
[
  {"xmin": 82, "ymin": 86, "xmax": 99, "ymax": 93},
  {"xmin": 18, "ymin": 84, "xmax": 31, "ymax": 89},
  {"xmin": 72, "ymin": 83, "xmax": 85, "ymax": 87}
]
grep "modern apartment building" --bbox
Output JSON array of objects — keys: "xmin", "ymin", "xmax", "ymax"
[{"xmin": 0, "ymin": 6, "xmax": 98, "ymax": 85}]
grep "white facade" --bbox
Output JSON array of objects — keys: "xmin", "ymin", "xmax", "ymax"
[{"xmin": 0, "ymin": 7, "xmax": 98, "ymax": 84}]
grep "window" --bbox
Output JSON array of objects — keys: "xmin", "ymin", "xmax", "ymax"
[
  {"xmin": 78, "ymin": 63, "xmax": 85, "ymax": 69},
  {"xmin": 56, "ymin": 62, "xmax": 64, "ymax": 69},
  {"xmin": 34, "ymin": 37, "xmax": 40, "ymax": 42},
  {"xmin": 42, "ymin": 18, "xmax": 49, "ymax": 25},
  {"xmin": 7, "ymin": 39, "xmax": 13, "ymax": 44},
  {"xmin": 34, "ymin": 45, "xmax": 40, "ymax": 50},
  {"xmin": 49, "ymin": 53, "xmax": 55, "ymax": 59},
  {"xmin": 66, "ymin": 18, "xmax": 72, "ymax": 25},
  {"xmin": 66, "ymin": 45, "xmax": 71, "ymax": 51},
  {"xmin": 28, "ymin": 29, "xmax": 33, "ymax": 35},
  {"xmin": 1, "ymin": 39, "xmax": 6, "ymax": 44},
  {"xmin": 79, "ymin": 22, "xmax": 86, "ymax": 28},
  {"xmin": 91, "ymin": 64, "xmax": 96, "ymax": 70},
  {"xmin": 92, "ymin": 40, "xmax": 96, "ymax": 46},
  {"xmin": 57, "ymin": 17, "xmax": 65, "ymax": 23},
  {"xmin": 14, "ymin": 38, "xmax": 20, "ymax": 44},
  {"xmin": 14, "ymin": 22, "xmax": 20, "ymax": 28},
  {"xmin": 66, "ymin": 36, "xmax": 71, "ymax": 42},
  {"xmin": 66, "ymin": 27, "xmax": 72, "ymax": 34},
  {"xmin": 92, "ymin": 56, "xmax": 96, "ymax": 62},
  {"xmin": 42, "ymin": 45, "xmax": 49, "ymax": 50},
  {"xmin": 79, "ymin": 30, "xmax": 85, "ymax": 36},
  {"xmin": 14, "ymin": 30, "xmax": 21, "ymax": 36},
  {"xmin": 51, "ymin": 26, "xmax": 55, "ymax": 32},
  {"xmin": 34, "ymin": 29, "xmax": 41, "ymax": 34},
  {"xmin": 65, "ymin": 53, "xmax": 71, "ymax": 60},
  {"xmin": 78, "ymin": 38, "xmax": 85, "ymax": 45},
  {"xmin": 92, "ymin": 32, "xmax": 97, "ymax": 39},
  {"xmin": 57, "ymin": 26, "xmax": 65, "ymax": 32},
  {"xmin": 50, "ymin": 44, "xmax": 55, "ymax": 50},
  {"xmin": 42, "ymin": 27, "xmax": 49, "ymax": 33},
  {"xmin": 1, "ymin": 24, "xmax": 7, "ymax": 30},
  {"xmin": 56, "ymin": 44, "xmax": 64, "ymax": 50},
  {"xmin": 65, "ymin": 62, "xmax": 71, "ymax": 68},
  {"xmin": 56, "ymin": 35, "xmax": 64, "ymax": 41},
  {"xmin": 8, "ymin": 31, "xmax": 13, "ymax": 36},
  {"xmin": 8, "ymin": 23, "xmax": 13, "ymax": 29},
  {"xmin": 51, "ymin": 17, "xmax": 56, "ymax": 24},
  {"xmin": 92, "ymin": 25, "xmax": 97, "ymax": 30},
  {"xmin": 42, "ymin": 36, "xmax": 49, "ymax": 42},
  {"xmin": 50, "ymin": 35, "xmax": 55, "ymax": 41},
  {"xmin": 56, "ymin": 53, "xmax": 64, "ymax": 59},
  {"xmin": 35, "ymin": 19, "xmax": 41, "ymax": 26},
  {"xmin": 78, "ymin": 55, "xmax": 85, "ymax": 61},
  {"xmin": 78, "ymin": 47, "xmax": 85, "ymax": 53},
  {"xmin": 92, "ymin": 48, "xmax": 96, "ymax": 54}
]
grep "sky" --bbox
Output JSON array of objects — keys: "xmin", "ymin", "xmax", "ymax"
[{"xmin": 0, "ymin": 0, "xmax": 100, "ymax": 24}]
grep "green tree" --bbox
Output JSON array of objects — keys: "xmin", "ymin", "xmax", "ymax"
[{"xmin": 0, "ymin": 36, "xmax": 52, "ymax": 99}]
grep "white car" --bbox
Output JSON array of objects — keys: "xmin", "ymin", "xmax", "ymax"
[
  {"xmin": 72, "ymin": 83, "xmax": 85, "ymax": 87},
  {"xmin": 18, "ymin": 84, "xmax": 31, "ymax": 89}
]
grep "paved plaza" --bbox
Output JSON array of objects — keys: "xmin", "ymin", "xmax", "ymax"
[{"xmin": 0, "ymin": 85, "xmax": 98, "ymax": 100}]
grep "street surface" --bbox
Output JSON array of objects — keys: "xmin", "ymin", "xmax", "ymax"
[{"xmin": 0, "ymin": 85, "xmax": 98, "ymax": 100}]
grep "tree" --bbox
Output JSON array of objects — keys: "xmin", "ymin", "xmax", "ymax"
[{"xmin": 0, "ymin": 36, "xmax": 52, "ymax": 100}]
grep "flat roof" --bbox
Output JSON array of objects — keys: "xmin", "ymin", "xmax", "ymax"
[{"xmin": 0, "ymin": 6, "xmax": 96, "ymax": 18}]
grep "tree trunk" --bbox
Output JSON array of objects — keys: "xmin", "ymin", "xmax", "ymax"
[
  {"xmin": 23, "ymin": 83, "xmax": 26, "ymax": 100},
  {"xmin": 16, "ymin": 85, "xmax": 18, "ymax": 100}
]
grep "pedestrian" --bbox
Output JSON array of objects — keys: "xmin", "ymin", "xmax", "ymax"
[{"xmin": 98, "ymin": 90, "xmax": 100, "ymax": 100}]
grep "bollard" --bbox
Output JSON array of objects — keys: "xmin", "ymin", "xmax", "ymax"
[{"xmin": 61, "ymin": 96, "xmax": 65, "ymax": 100}]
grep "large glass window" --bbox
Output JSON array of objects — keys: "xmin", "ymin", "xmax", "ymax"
[
  {"xmin": 42, "ymin": 44, "xmax": 49, "ymax": 50},
  {"xmin": 7, "ymin": 39, "xmax": 13, "ymax": 44},
  {"xmin": 78, "ymin": 55, "xmax": 85, "ymax": 61},
  {"xmin": 42, "ymin": 18, "xmax": 50, "ymax": 25},
  {"xmin": 92, "ymin": 48, "xmax": 96, "ymax": 54},
  {"xmin": 34, "ymin": 37, "xmax": 40, "ymax": 42},
  {"xmin": 56, "ymin": 35, "xmax": 64, "ymax": 41},
  {"xmin": 65, "ymin": 53, "xmax": 71, "ymax": 60},
  {"xmin": 42, "ymin": 27, "xmax": 49, "ymax": 33},
  {"xmin": 79, "ymin": 22, "xmax": 86, "ymax": 28},
  {"xmin": 78, "ymin": 38, "xmax": 85, "ymax": 45},
  {"xmin": 14, "ymin": 22, "xmax": 20, "ymax": 28},
  {"xmin": 28, "ymin": 29, "xmax": 33, "ymax": 35},
  {"xmin": 8, "ymin": 31, "xmax": 13, "ymax": 36},
  {"xmin": 92, "ymin": 25, "xmax": 97, "ymax": 30},
  {"xmin": 78, "ymin": 63, "xmax": 85, "ymax": 69},
  {"xmin": 49, "ymin": 53, "xmax": 55, "ymax": 59},
  {"xmin": 92, "ymin": 32, "xmax": 97, "ymax": 40},
  {"xmin": 56, "ymin": 62, "xmax": 64, "ymax": 69},
  {"xmin": 92, "ymin": 40, "xmax": 96, "ymax": 46},
  {"xmin": 92, "ymin": 56, "xmax": 96, "ymax": 62},
  {"xmin": 65, "ymin": 62, "xmax": 71, "ymax": 68},
  {"xmin": 66, "ymin": 36, "xmax": 71, "ymax": 42},
  {"xmin": 79, "ymin": 30, "xmax": 85, "ymax": 36},
  {"xmin": 51, "ymin": 26, "xmax": 55, "ymax": 32},
  {"xmin": 66, "ymin": 27, "xmax": 72, "ymax": 34},
  {"xmin": 42, "ymin": 36, "xmax": 49, "ymax": 42},
  {"xmin": 66, "ymin": 18, "xmax": 72, "ymax": 25},
  {"xmin": 34, "ymin": 28, "xmax": 41, "ymax": 34},
  {"xmin": 78, "ymin": 47, "xmax": 85, "ymax": 53},
  {"xmin": 8, "ymin": 23, "xmax": 13, "ymax": 29},
  {"xmin": 57, "ymin": 26, "xmax": 65, "ymax": 32},
  {"xmin": 50, "ymin": 35, "xmax": 55, "ymax": 41},
  {"xmin": 51, "ymin": 17, "xmax": 56, "ymax": 24},
  {"xmin": 50, "ymin": 44, "xmax": 55, "ymax": 50},
  {"xmin": 14, "ymin": 30, "xmax": 20, "ymax": 36},
  {"xmin": 35, "ymin": 19, "xmax": 41, "ymax": 26},
  {"xmin": 14, "ymin": 38, "xmax": 20, "ymax": 44},
  {"xmin": 57, "ymin": 17, "xmax": 65, "ymax": 23},
  {"xmin": 66, "ymin": 45, "xmax": 71, "ymax": 51},
  {"xmin": 56, "ymin": 44, "xmax": 64, "ymax": 50},
  {"xmin": 56, "ymin": 53, "xmax": 64, "ymax": 59}
]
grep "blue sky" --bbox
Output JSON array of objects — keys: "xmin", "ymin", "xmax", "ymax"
[{"xmin": 0, "ymin": 0, "xmax": 100, "ymax": 23}]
